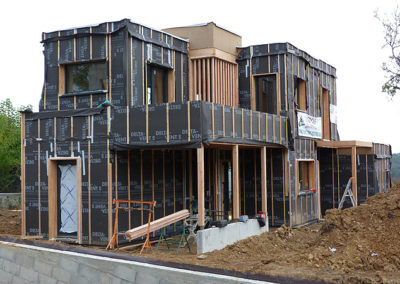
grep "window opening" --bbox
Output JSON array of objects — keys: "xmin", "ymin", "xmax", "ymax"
[{"xmin": 255, "ymin": 75, "xmax": 277, "ymax": 114}]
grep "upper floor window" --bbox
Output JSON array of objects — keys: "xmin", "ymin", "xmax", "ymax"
[
  {"xmin": 146, "ymin": 64, "xmax": 168, "ymax": 104},
  {"xmin": 255, "ymin": 74, "xmax": 277, "ymax": 115},
  {"xmin": 65, "ymin": 62, "xmax": 107, "ymax": 93},
  {"xmin": 296, "ymin": 78, "xmax": 307, "ymax": 111}
]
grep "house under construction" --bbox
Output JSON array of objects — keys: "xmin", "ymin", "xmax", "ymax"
[{"xmin": 20, "ymin": 19, "xmax": 391, "ymax": 247}]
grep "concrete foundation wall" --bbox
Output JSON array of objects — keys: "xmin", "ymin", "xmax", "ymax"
[
  {"xmin": 197, "ymin": 219, "xmax": 269, "ymax": 254},
  {"xmin": 0, "ymin": 241, "xmax": 268, "ymax": 284}
]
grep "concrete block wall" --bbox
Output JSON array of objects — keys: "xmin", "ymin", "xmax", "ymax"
[
  {"xmin": 0, "ymin": 241, "xmax": 269, "ymax": 284},
  {"xmin": 197, "ymin": 219, "xmax": 269, "ymax": 254}
]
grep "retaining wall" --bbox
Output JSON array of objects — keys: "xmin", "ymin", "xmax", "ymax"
[
  {"xmin": 0, "ymin": 241, "xmax": 269, "ymax": 284},
  {"xmin": 197, "ymin": 219, "xmax": 269, "ymax": 254}
]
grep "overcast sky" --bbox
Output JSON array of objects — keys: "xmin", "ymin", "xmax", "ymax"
[{"xmin": 1, "ymin": 0, "xmax": 399, "ymax": 151}]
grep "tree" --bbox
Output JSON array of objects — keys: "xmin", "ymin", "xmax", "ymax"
[
  {"xmin": 376, "ymin": 7, "xmax": 400, "ymax": 97},
  {"xmin": 0, "ymin": 99, "xmax": 31, "ymax": 192}
]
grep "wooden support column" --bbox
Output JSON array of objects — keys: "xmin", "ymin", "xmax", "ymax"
[
  {"xmin": 20, "ymin": 112, "xmax": 26, "ymax": 236},
  {"xmin": 197, "ymin": 144, "xmax": 205, "ymax": 227},
  {"xmin": 261, "ymin": 146, "xmax": 267, "ymax": 215},
  {"xmin": 232, "ymin": 144, "xmax": 240, "ymax": 221},
  {"xmin": 351, "ymin": 146, "xmax": 358, "ymax": 205}
]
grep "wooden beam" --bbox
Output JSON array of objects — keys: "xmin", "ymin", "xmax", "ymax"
[
  {"xmin": 316, "ymin": 140, "xmax": 373, "ymax": 149},
  {"xmin": 352, "ymin": 146, "xmax": 358, "ymax": 205},
  {"xmin": 197, "ymin": 145, "xmax": 205, "ymax": 227},
  {"xmin": 232, "ymin": 145, "xmax": 240, "ymax": 220},
  {"xmin": 261, "ymin": 147, "xmax": 267, "ymax": 214}
]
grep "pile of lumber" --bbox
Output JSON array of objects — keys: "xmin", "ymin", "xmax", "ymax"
[{"xmin": 125, "ymin": 209, "xmax": 190, "ymax": 241}]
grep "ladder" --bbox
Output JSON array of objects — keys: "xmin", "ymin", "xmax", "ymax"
[{"xmin": 338, "ymin": 177, "xmax": 356, "ymax": 209}]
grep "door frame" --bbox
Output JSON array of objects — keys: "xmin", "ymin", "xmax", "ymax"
[{"xmin": 48, "ymin": 157, "xmax": 82, "ymax": 243}]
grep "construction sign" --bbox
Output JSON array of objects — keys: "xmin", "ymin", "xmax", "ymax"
[{"xmin": 297, "ymin": 111, "xmax": 322, "ymax": 139}]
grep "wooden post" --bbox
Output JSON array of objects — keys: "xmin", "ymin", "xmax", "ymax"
[
  {"xmin": 261, "ymin": 147, "xmax": 267, "ymax": 215},
  {"xmin": 232, "ymin": 144, "xmax": 240, "ymax": 221},
  {"xmin": 197, "ymin": 144, "xmax": 205, "ymax": 227},
  {"xmin": 20, "ymin": 112, "xmax": 26, "ymax": 236},
  {"xmin": 351, "ymin": 146, "xmax": 357, "ymax": 205}
]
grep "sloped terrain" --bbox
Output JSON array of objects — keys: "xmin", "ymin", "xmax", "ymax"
[{"xmin": 133, "ymin": 184, "xmax": 400, "ymax": 283}]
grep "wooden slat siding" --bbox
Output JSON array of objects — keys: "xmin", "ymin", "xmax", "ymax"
[
  {"xmin": 173, "ymin": 151, "xmax": 176, "ymax": 214},
  {"xmin": 197, "ymin": 59, "xmax": 202, "ymax": 100},
  {"xmin": 220, "ymin": 60, "xmax": 223, "ymax": 104},
  {"xmin": 202, "ymin": 59, "xmax": 206, "ymax": 101},
  {"xmin": 162, "ymin": 151, "xmax": 165, "ymax": 217},
  {"xmin": 211, "ymin": 58, "xmax": 215, "ymax": 103},
  {"xmin": 140, "ymin": 151, "xmax": 143, "ymax": 225},
  {"xmin": 206, "ymin": 58, "xmax": 212, "ymax": 102}
]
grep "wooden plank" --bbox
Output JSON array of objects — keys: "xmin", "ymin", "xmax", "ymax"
[
  {"xmin": 197, "ymin": 59, "xmax": 201, "ymax": 100},
  {"xmin": 202, "ymin": 59, "xmax": 206, "ymax": 101},
  {"xmin": 270, "ymin": 150, "xmax": 274, "ymax": 226},
  {"xmin": 193, "ymin": 60, "xmax": 199, "ymax": 100},
  {"xmin": 232, "ymin": 145, "xmax": 239, "ymax": 220},
  {"xmin": 197, "ymin": 145, "xmax": 205, "ymax": 227},
  {"xmin": 211, "ymin": 58, "xmax": 215, "ymax": 103},
  {"xmin": 207, "ymin": 58, "xmax": 211, "ymax": 102},
  {"xmin": 48, "ymin": 159, "xmax": 57, "ymax": 239},
  {"xmin": 352, "ymin": 146, "xmax": 357, "ymax": 205},
  {"xmin": 126, "ymin": 209, "xmax": 190, "ymax": 240}
]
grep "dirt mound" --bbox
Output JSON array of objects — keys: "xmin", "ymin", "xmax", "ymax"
[
  {"xmin": 0, "ymin": 209, "xmax": 20, "ymax": 235},
  {"xmin": 124, "ymin": 186, "xmax": 400, "ymax": 282}
]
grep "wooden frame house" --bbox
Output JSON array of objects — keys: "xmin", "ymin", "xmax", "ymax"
[{"xmin": 21, "ymin": 19, "xmax": 391, "ymax": 246}]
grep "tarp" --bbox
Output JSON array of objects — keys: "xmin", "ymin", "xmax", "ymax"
[{"xmin": 330, "ymin": 104, "xmax": 337, "ymax": 124}]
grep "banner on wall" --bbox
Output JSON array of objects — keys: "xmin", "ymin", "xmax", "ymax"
[
  {"xmin": 297, "ymin": 111, "xmax": 322, "ymax": 139},
  {"xmin": 330, "ymin": 104, "xmax": 337, "ymax": 124}
]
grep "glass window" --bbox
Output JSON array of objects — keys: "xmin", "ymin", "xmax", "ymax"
[{"xmin": 65, "ymin": 62, "xmax": 107, "ymax": 93}]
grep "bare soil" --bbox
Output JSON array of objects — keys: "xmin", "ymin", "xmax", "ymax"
[{"xmin": 3, "ymin": 185, "xmax": 400, "ymax": 283}]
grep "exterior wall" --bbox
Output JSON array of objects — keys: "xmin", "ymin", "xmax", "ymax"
[
  {"xmin": 319, "ymin": 146, "xmax": 391, "ymax": 216},
  {"xmin": 40, "ymin": 19, "xmax": 189, "ymax": 111}
]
